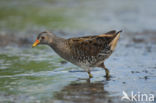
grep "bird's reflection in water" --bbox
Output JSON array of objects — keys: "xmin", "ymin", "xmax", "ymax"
[{"xmin": 53, "ymin": 79, "xmax": 126, "ymax": 103}]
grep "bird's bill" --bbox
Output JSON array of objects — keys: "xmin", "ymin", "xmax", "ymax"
[{"xmin": 32, "ymin": 39, "xmax": 40, "ymax": 47}]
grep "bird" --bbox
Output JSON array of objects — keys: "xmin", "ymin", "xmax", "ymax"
[{"xmin": 32, "ymin": 30, "xmax": 122, "ymax": 78}]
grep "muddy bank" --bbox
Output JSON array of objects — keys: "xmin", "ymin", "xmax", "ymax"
[
  {"xmin": 0, "ymin": 30, "xmax": 69, "ymax": 47},
  {"xmin": 0, "ymin": 30, "xmax": 156, "ymax": 47},
  {"xmin": 0, "ymin": 34, "xmax": 31, "ymax": 47}
]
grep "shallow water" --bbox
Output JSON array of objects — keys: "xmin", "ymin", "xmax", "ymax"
[
  {"xmin": 0, "ymin": 0, "xmax": 156, "ymax": 103},
  {"xmin": 0, "ymin": 33, "xmax": 156, "ymax": 103}
]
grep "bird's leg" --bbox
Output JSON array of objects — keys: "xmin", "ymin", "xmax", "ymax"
[
  {"xmin": 103, "ymin": 64, "xmax": 110, "ymax": 78},
  {"xmin": 87, "ymin": 70, "xmax": 93, "ymax": 78},
  {"xmin": 98, "ymin": 63, "xmax": 110, "ymax": 78}
]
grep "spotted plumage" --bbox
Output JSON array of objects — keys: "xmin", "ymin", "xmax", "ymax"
[{"xmin": 32, "ymin": 30, "xmax": 122, "ymax": 78}]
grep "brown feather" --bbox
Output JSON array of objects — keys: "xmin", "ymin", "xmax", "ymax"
[
  {"xmin": 109, "ymin": 30, "xmax": 122, "ymax": 51},
  {"xmin": 67, "ymin": 30, "xmax": 120, "ymax": 57}
]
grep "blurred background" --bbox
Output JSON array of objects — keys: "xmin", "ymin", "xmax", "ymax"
[{"xmin": 0, "ymin": 0, "xmax": 156, "ymax": 103}]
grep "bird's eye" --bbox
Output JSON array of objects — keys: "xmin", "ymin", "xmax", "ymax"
[{"xmin": 41, "ymin": 36, "xmax": 45, "ymax": 40}]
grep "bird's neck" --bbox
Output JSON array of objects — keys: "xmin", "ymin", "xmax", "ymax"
[{"xmin": 49, "ymin": 36, "xmax": 68, "ymax": 59}]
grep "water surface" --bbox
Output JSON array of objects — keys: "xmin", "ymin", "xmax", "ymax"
[{"xmin": 0, "ymin": 0, "xmax": 156, "ymax": 103}]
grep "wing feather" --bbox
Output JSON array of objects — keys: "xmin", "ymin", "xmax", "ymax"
[{"xmin": 67, "ymin": 30, "xmax": 119, "ymax": 56}]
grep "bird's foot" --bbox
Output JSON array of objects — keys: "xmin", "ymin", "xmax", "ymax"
[
  {"xmin": 104, "ymin": 69, "xmax": 110, "ymax": 80},
  {"xmin": 104, "ymin": 74, "xmax": 110, "ymax": 81},
  {"xmin": 87, "ymin": 71, "xmax": 93, "ymax": 78},
  {"xmin": 89, "ymin": 73, "xmax": 93, "ymax": 78}
]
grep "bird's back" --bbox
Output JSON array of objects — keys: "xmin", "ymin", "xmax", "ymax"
[{"xmin": 65, "ymin": 30, "xmax": 121, "ymax": 67}]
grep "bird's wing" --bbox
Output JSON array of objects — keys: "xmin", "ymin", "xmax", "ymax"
[{"xmin": 67, "ymin": 30, "xmax": 121, "ymax": 56}]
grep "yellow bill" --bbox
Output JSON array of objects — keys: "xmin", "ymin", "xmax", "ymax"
[{"xmin": 32, "ymin": 39, "xmax": 40, "ymax": 47}]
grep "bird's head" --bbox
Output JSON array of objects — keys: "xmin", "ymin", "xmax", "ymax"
[{"xmin": 32, "ymin": 31, "xmax": 55, "ymax": 47}]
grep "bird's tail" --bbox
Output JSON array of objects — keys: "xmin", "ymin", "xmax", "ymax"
[
  {"xmin": 116, "ymin": 30, "xmax": 122, "ymax": 35},
  {"xmin": 109, "ymin": 30, "xmax": 122, "ymax": 51}
]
